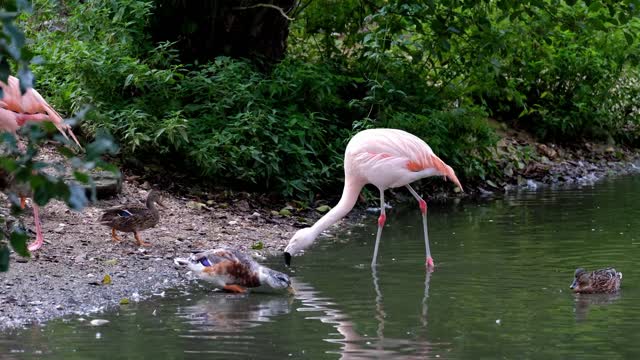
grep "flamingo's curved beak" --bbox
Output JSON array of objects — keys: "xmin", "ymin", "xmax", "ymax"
[{"xmin": 284, "ymin": 252, "xmax": 292, "ymax": 266}]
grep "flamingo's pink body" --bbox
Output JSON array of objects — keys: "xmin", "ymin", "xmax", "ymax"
[
  {"xmin": 0, "ymin": 75, "xmax": 81, "ymax": 252},
  {"xmin": 284, "ymin": 128, "xmax": 462, "ymax": 269},
  {"xmin": 0, "ymin": 76, "xmax": 80, "ymax": 145}
]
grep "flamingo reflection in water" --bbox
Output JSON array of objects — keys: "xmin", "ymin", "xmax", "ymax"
[
  {"xmin": 177, "ymin": 271, "xmax": 443, "ymax": 358},
  {"xmin": 291, "ymin": 270, "xmax": 447, "ymax": 359}
]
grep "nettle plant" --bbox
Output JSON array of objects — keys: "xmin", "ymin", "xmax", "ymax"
[{"xmin": 0, "ymin": 2, "xmax": 118, "ymax": 271}]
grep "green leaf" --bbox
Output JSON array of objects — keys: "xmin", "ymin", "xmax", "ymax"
[
  {"xmin": 624, "ymin": 31, "xmax": 634, "ymax": 46},
  {"xmin": 0, "ymin": 57, "xmax": 10, "ymax": 83},
  {"xmin": 67, "ymin": 184, "xmax": 88, "ymax": 210},
  {"xmin": 10, "ymin": 229, "xmax": 29, "ymax": 257},
  {"xmin": 0, "ymin": 245, "xmax": 9, "ymax": 272},
  {"xmin": 439, "ymin": 38, "xmax": 451, "ymax": 51},
  {"xmin": 251, "ymin": 241, "xmax": 264, "ymax": 250},
  {"xmin": 279, "ymin": 208, "xmax": 292, "ymax": 216},
  {"xmin": 102, "ymin": 274, "xmax": 112, "ymax": 285},
  {"xmin": 124, "ymin": 74, "xmax": 134, "ymax": 88},
  {"xmin": 73, "ymin": 171, "xmax": 90, "ymax": 184},
  {"xmin": 17, "ymin": 66, "xmax": 33, "ymax": 94}
]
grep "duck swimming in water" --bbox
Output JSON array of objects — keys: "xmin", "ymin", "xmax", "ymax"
[
  {"xmin": 175, "ymin": 248, "xmax": 294, "ymax": 294},
  {"xmin": 570, "ymin": 268, "xmax": 622, "ymax": 294}
]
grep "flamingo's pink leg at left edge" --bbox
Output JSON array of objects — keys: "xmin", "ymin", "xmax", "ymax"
[{"xmin": 27, "ymin": 203, "xmax": 44, "ymax": 252}]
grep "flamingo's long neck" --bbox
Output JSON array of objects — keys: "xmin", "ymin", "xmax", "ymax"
[{"xmin": 309, "ymin": 176, "xmax": 364, "ymax": 240}]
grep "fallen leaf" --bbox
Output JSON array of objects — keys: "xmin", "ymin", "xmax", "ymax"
[
  {"xmin": 279, "ymin": 208, "xmax": 292, "ymax": 216},
  {"xmin": 251, "ymin": 241, "xmax": 264, "ymax": 250},
  {"xmin": 186, "ymin": 201, "xmax": 206, "ymax": 210},
  {"xmin": 101, "ymin": 274, "xmax": 112, "ymax": 285},
  {"xmin": 315, "ymin": 205, "xmax": 331, "ymax": 213},
  {"xmin": 119, "ymin": 298, "xmax": 130, "ymax": 305}
]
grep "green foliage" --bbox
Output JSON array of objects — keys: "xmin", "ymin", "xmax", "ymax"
[
  {"xmin": 0, "ymin": 2, "xmax": 118, "ymax": 272},
  {"xmin": 21, "ymin": 0, "xmax": 640, "ymax": 201},
  {"xmin": 26, "ymin": 0, "xmax": 357, "ymax": 197},
  {"xmin": 467, "ymin": 1, "xmax": 640, "ymax": 142},
  {"xmin": 299, "ymin": 0, "xmax": 640, "ymax": 144}
]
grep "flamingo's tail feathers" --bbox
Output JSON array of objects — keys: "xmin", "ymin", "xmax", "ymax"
[
  {"xmin": 27, "ymin": 89, "xmax": 82, "ymax": 147},
  {"xmin": 430, "ymin": 154, "xmax": 463, "ymax": 192}
]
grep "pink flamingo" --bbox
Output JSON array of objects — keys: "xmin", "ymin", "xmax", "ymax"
[
  {"xmin": 284, "ymin": 128, "xmax": 462, "ymax": 269},
  {"xmin": 0, "ymin": 75, "xmax": 81, "ymax": 252},
  {"xmin": 0, "ymin": 75, "xmax": 80, "ymax": 145}
]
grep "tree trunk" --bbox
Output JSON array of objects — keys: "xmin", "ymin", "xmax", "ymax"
[{"xmin": 150, "ymin": 0, "xmax": 295, "ymax": 68}]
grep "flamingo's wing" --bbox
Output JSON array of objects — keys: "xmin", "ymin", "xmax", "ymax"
[
  {"xmin": 21, "ymin": 88, "xmax": 81, "ymax": 146},
  {"xmin": 0, "ymin": 76, "xmax": 23, "ymax": 112},
  {"xmin": 0, "ymin": 76, "xmax": 81, "ymax": 146},
  {"xmin": 0, "ymin": 108, "xmax": 20, "ymax": 133},
  {"xmin": 347, "ymin": 128, "xmax": 462, "ymax": 190}
]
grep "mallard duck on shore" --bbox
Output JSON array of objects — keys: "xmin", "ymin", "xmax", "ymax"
[
  {"xmin": 99, "ymin": 190, "xmax": 165, "ymax": 247},
  {"xmin": 570, "ymin": 268, "xmax": 622, "ymax": 294},
  {"xmin": 175, "ymin": 248, "xmax": 294, "ymax": 294}
]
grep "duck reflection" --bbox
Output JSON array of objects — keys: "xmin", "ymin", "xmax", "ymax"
[
  {"xmin": 178, "ymin": 293, "xmax": 294, "ymax": 332},
  {"xmin": 573, "ymin": 292, "xmax": 621, "ymax": 322}
]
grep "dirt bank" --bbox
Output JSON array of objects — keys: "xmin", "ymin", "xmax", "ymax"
[
  {"xmin": 477, "ymin": 128, "xmax": 640, "ymax": 194},
  {"xmin": 0, "ymin": 173, "xmax": 307, "ymax": 331}
]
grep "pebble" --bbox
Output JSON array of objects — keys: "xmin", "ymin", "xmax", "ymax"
[{"xmin": 90, "ymin": 319, "xmax": 109, "ymax": 326}]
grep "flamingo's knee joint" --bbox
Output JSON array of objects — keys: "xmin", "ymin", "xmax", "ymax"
[{"xmin": 419, "ymin": 199, "xmax": 427, "ymax": 215}]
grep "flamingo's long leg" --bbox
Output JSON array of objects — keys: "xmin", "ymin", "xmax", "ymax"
[
  {"xmin": 420, "ymin": 270, "xmax": 432, "ymax": 327},
  {"xmin": 406, "ymin": 184, "xmax": 434, "ymax": 269},
  {"xmin": 371, "ymin": 265, "xmax": 386, "ymax": 343},
  {"xmin": 27, "ymin": 203, "xmax": 44, "ymax": 252},
  {"xmin": 371, "ymin": 188, "xmax": 386, "ymax": 267}
]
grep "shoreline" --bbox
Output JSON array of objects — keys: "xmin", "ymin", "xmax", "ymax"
[{"xmin": 1, "ymin": 138, "xmax": 640, "ymax": 332}]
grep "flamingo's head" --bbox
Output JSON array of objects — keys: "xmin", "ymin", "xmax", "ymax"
[{"xmin": 284, "ymin": 227, "xmax": 316, "ymax": 266}]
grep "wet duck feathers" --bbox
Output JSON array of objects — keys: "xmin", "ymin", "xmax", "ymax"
[
  {"xmin": 175, "ymin": 248, "xmax": 293, "ymax": 294},
  {"xmin": 570, "ymin": 267, "xmax": 622, "ymax": 294}
]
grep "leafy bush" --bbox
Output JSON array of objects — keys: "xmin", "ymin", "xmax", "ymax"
[
  {"xmin": 468, "ymin": 1, "xmax": 640, "ymax": 143},
  {"xmin": 24, "ymin": 0, "xmax": 640, "ymax": 199},
  {"xmin": 0, "ymin": 1, "xmax": 118, "ymax": 271},
  {"xmin": 25, "ymin": 0, "xmax": 359, "ymax": 197},
  {"xmin": 299, "ymin": 0, "xmax": 640, "ymax": 145}
]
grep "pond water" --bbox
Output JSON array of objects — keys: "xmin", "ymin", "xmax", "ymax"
[{"xmin": 3, "ymin": 176, "xmax": 640, "ymax": 359}]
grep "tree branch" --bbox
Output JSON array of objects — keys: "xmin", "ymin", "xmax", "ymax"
[{"xmin": 233, "ymin": 3, "xmax": 295, "ymax": 21}]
